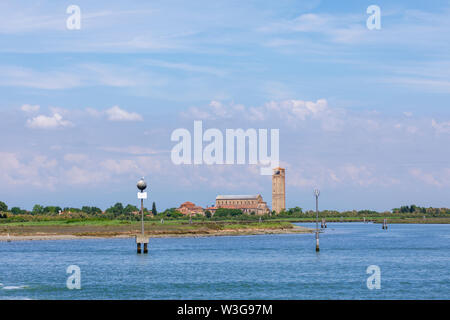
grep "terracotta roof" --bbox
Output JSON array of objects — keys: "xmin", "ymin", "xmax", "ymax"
[
  {"xmin": 216, "ymin": 195, "xmax": 260, "ymax": 200},
  {"xmin": 180, "ymin": 201, "xmax": 196, "ymax": 207},
  {"xmin": 217, "ymin": 204, "xmax": 261, "ymax": 209}
]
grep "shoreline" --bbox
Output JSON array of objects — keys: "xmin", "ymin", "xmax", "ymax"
[{"xmin": 0, "ymin": 225, "xmax": 312, "ymax": 242}]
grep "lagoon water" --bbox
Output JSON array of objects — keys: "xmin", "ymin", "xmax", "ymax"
[{"xmin": 0, "ymin": 223, "xmax": 449, "ymax": 299}]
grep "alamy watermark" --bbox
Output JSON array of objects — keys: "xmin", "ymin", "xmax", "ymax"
[
  {"xmin": 171, "ymin": 121, "xmax": 279, "ymax": 175},
  {"xmin": 66, "ymin": 265, "xmax": 81, "ymax": 289},
  {"xmin": 366, "ymin": 265, "xmax": 381, "ymax": 290},
  {"xmin": 66, "ymin": 5, "xmax": 81, "ymax": 30},
  {"xmin": 366, "ymin": 5, "xmax": 381, "ymax": 30}
]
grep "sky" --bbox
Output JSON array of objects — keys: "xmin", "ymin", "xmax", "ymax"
[{"xmin": 0, "ymin": 0, "xmax": 449, "ymax": 212}]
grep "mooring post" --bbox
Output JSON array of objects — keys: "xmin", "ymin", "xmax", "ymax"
[
  {"xmin": 382, "ymin": 218, "xmax": 388, "ymax": 230},
  {"xmin": 136, "ymin": 177, "xmax": 149, "ymax": 254},
  {"xmin": 314, "ymin": 189, "xmax": 320, "ymax": 252},
  {"xmin": 324, "ymin": 219, "xmax": 327, "ymax": 228}
]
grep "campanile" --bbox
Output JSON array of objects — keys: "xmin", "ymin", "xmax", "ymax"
[{"xmin": 272, "ymin": 167, "xmax": 286, "ymax": 213}]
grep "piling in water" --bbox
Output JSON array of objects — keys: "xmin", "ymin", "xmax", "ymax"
[{"xmin": 137, "ymin": 243, "xmax": 141, "ymax": 254}]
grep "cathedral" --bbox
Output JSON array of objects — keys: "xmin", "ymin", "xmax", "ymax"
[
  {"xmin": 178, "ymin": 167, "xmax": 286, "ymax": 216},
  {"xmin": 208, "ymin": 167, "xmax": 286, "ymax": 215}
]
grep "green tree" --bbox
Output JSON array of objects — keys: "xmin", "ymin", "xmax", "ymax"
[
  {"xmin": 32, "ymin": 204, "xmax": 44, "ymax": 215},
  {"xmin": 152, "ymin": 202, "xmax": 157, "ymax": 215},
  {"xmin": 124, "ymin": 204, "xmax": 139, "ymax": 214},
  {"xmin": 214, "ymin": 208, "xmax": 243, "ymax": 217},
  {"xmin": 105, "ymin": 202, "xmax": 125, "ymax": 217},
  {"xmin": 44, "ymin": 206, "xmax": 62, "ymax": 215},
  {"xmin": 81, "ymin": 206, "xmax": 102, "ymax": 215},
  {"xmin": 0, "ymin": 201, "xmax": 7, "ymax": 212},
  {"xmin": 10, "ymin": 207, "xmax": 26, "ymax": 215},
  {"xmin": 204, "ymin": 210, "xmax": 212, "ymax": 218}
]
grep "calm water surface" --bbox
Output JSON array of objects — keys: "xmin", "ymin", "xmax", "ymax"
[{"xmin": 0, "ymin": 222, "xmax": 449, "ymax": 299}]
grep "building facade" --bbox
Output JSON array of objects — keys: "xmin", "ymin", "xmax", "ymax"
[
  {"xmin": 214, "ymin": 194, "xmax": 270, "ymax": 215},
  {"xmin": 272, "ymin": 167, "xmax": 286, "ymax": 213},
  {"xmin": 177, "ymin": 201, "xmax": 205, "ymax": 216}
]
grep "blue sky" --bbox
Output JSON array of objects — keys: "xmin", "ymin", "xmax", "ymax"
[{"xmin": 0, "ymin": 0, "xmax": 449, "ymax": 211}]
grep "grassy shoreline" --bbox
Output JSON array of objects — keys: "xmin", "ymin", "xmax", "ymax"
[
  {"xmin": 0, "ymin": 216, "xmax": 448, "ymax": 241},
  {"xmin": 0, "ymin": 220, "xmax": 313, "ymax": 241}
]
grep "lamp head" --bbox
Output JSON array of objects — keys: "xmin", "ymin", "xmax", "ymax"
[{"xmin": 137, "ymin": 177, "xmax": 147, "ymax": 192}]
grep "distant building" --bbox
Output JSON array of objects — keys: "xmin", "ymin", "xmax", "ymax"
[
  {"xmin": 177, "ymin": 201, "xmax": 205, "ymax": 216},
  {"xmin": 214, "ymin": 194, "xmax": 270, "ymax": 215},
  {"xmin": 205, "ymin": 206, "xmax": 217, "ymax": 215},
  {"xmin": 272, "ymin": 167, "xmax": 286, "ymax": 213}
]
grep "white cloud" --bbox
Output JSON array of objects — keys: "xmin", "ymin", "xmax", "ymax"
[
  {"xmin": 20, "ymin": 104, "xmax": 40, "ymax": 113},
  {"xmin": 105, "ymin": 106, "xmax": 143, "ymax": 121},
  {"xmin": 100, "ymin": 159, "xmax": 139, "ymax": 175},
  {"xmin": 64, "ymin": 153, "xmax": 89, "ymax": 163},
  {"xmin": 0, "ymin": 152, "xmax": 59, "ymax": 189},
  {"xmin": 26, "ymin": 113, "xmax": 73, "ymax": 129},
  {"xmin": 259, "ymin": 13, "xmax": 368, "ymax": 45},
  {"xmin": 144, "ymin": 59, "xmax": 227, "ymax": 76},
  {"xmin": 0, "ymin": 64, "xmax": 154, "ymax": 90},
  {"xmin": 431, "ymin": 119, "xmax": 450, "ymax": 134},
  {"xmin": 409, "ymin": 168, "xmax": 443, "ymax": 187},
  {"xmin": 265, "ymin": 99, "xmax": 328, "ymax": 121},
  {"xmin": 0, "ymin": 66, "xmax": 82, "ymax": 89},
  {"xmin": 181, "ymin": 98, "xmax": 348, "ymax": 132},
  {"xmin": 65, "ymin": 166, "xmax": 109, "ymax": 185},
  {"xmin": 100, "ymin": 146, "xmax": 165, "ymax": 155}
]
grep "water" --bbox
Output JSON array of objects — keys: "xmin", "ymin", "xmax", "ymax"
[{"xmin": 0, "ymin": 223, "xmax": 449, "ymax": 299}]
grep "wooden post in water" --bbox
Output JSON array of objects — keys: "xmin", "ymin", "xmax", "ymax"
[
  {"xmin": 382, "ymin": 218, "xmax": 388, "ymax": 230},
  {"xmin": 137, "ymin": 243, "xmax": 141, "ymax": 253}
]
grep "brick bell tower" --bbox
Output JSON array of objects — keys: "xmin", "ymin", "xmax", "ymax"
[{"xmin": 272, "ymin": 167, "xmax": 286, "ymax": 213}]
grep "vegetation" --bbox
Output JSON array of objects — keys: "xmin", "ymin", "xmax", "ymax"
[
  {"xmin": 0, "ymin": 201, "xmax": 7, "ymax": 212},
  {"xmin": 0, "ymin": 200, "xmax": 449, "ymax": 225}
]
